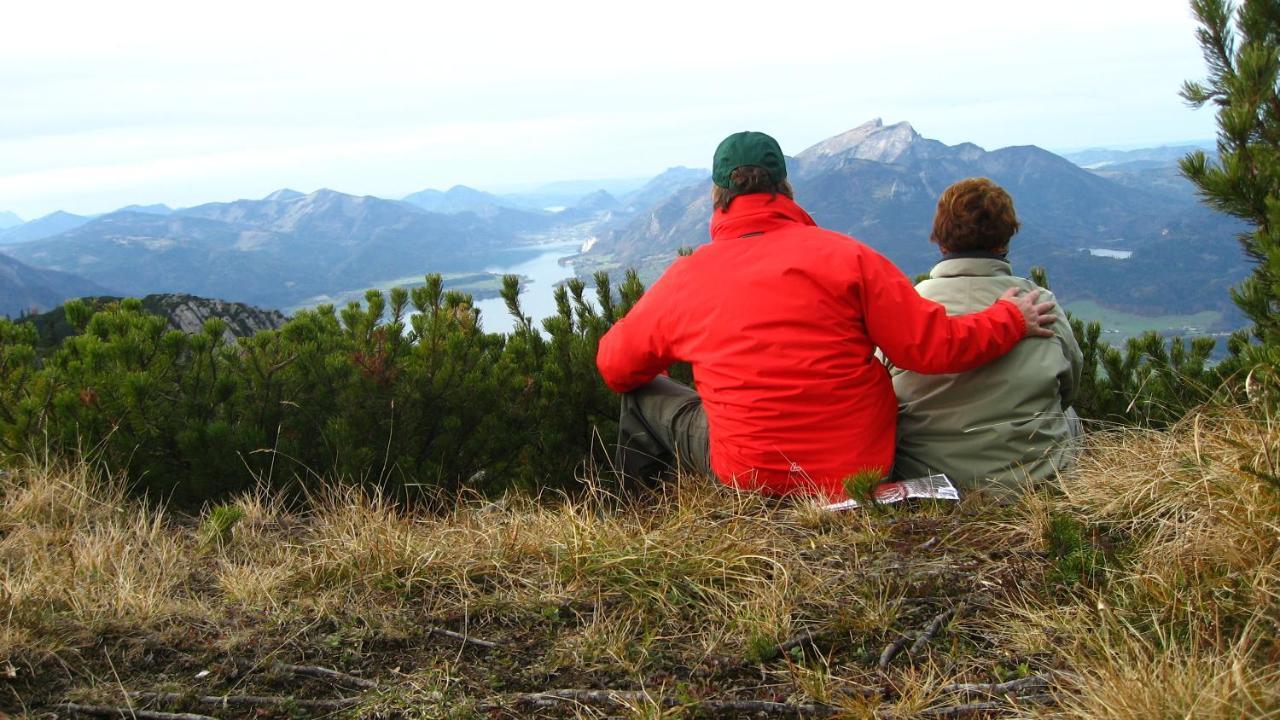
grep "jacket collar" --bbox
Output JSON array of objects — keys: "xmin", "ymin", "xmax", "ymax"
[
  {"xmin": 941, "ymin": 250, "xmax": 1008, "ymax": 262},
  {"xmin": 709, "ymin": 193, "xmax": 817, "ymax": 241},
  {"xmin": 930, "ymin": 255, "xmax": 1014, "ymax": 279}
]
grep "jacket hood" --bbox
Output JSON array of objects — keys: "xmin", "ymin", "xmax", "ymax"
[{"xmin": 709, "ymin": 193, "xmax": 816, "ymax": 242}]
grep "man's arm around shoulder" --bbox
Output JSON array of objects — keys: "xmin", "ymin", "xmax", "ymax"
[{"xmin": 595, "ymin": 270, "xmax": 682, "ymax": 393}]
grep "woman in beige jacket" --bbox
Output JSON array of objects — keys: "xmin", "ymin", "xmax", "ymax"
[{"xmin": 891, "ymin": 178, "xmax": 1083, "ymax": 501}]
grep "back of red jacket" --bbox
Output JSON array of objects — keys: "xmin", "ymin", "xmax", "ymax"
[{"xmin": 596, "ymin": 193, "xmax": 1025, "ymax": 499}]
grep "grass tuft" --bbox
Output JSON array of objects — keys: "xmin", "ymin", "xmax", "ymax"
[{"xmin": 199, "ymin": 503, "xmax": 245, "ymax": 549}]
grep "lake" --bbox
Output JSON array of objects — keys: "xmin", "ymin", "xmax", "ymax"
[{"xmin": 473, "ymin": 241, "xmax": 582, "ymax": 334}]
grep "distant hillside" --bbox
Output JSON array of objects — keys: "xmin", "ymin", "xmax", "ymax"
[
  {"xmin": 592, "ymin": 182, "xmax": 710, "ymax": 268},
  {"xmin": 1063, "ymin": 143, "xmax": 1217, "ymax": 206},
  {"xmin": 584, "ymin": 119, "xmax": 1249, "ymax": 320},
  {"xmin": 0, "ymin": 211, "xmax": 21, "ymax": 230},
  {"xmin": 574, "ymin": 189, "xmax": 621, "ymax": 212},
  {"xmin": 7, "ymin": 190, "xmax": 555, "ymax": 309},
  {"xmin": 496, "ymin": 176, "xmax": 652, "ymax": 212},
  {"xmin": 22, "ymin": 293, "xmax": 287, "ymax": 347},
  {"xmin": 0, "ymin": 252, "xmax": 114, "ymax": 318},
  {"xmin": 116, "ymin": 203, "xmax": 173, "ymax": 215},
  {"xmin": 0, "ymin": 211, "xmax": 94, "ymax": 245},
  {"xmin": 520, "ymin": 175, "xmax": 650, "ymax": 197},
  {"xmin": 402, "ymin": 185, "xmax": 526, "ymax": 215},
  {"xmin": 619, "ymin": 166, "xmax": 710, "ymax": 211},
  {"xmin": 1061, "ymin": 142, "xmax": 1215, "ymax": 170}
]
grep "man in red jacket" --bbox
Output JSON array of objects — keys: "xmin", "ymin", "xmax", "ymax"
[{"xmin": 596, "ymin": 131, "xmax": 1057, "ymax": 500}]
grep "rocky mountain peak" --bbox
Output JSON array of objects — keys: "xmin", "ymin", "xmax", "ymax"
[
  {"xmin": 263, "ymin": 189, "xmax": 305, "ymax": 203},
  {"xmin": 797, "ymin": 119, "xmax": 923, "ymax": 164},
  {"xmin": 305, "ymin": 188, "xmax": 345, "ymax": 202}
]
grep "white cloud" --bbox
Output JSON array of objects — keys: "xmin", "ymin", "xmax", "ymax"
[{"xmin": 0, "ymin": 0, "xmax": 1215, "ymax": 216}]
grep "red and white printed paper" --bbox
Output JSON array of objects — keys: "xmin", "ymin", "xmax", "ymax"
[{"xmin": 823, "ymin": 474, "xmax": 959, "ymax": 511}]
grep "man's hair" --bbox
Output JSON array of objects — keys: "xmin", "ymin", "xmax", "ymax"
[
  {"xmin": 712, "ymin": 165, "xmax": 795, "ymax": 212},
  {"xmin": 930, "ymin": 177, "xmax": 1020, "ymax": 253}
]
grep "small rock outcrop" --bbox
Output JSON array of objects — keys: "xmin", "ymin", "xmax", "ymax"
[
  {"xmin": 22, "ymin": 293, "xmax": 288, "ymax": 349},
  {"xmin": 147, "ymin": 293, "xmax": 287, "ymax": 343}
]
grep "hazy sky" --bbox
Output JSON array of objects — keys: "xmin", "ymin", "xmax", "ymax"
[{"xmin": 2, "ymin": 0, "xmax": 1217, "ymax": 219}]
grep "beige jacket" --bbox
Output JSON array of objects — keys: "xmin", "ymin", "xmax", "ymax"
[{"xmin": 890, "ymin": 256, "xmax": 1083, "ymax": 499}]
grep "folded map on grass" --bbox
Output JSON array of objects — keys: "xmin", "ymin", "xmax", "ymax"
[{"xmin": 824, "ymin": 474, "xmax": 959, "ymax": 511}]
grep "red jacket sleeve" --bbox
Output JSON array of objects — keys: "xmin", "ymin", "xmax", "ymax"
[
  {"xmin": 596, "ymin": 270, "xmax": 680, "ymax": 393},
  {"xmin": 859, "ymin": 249, "xmax": 1025, "ymax": 374}
]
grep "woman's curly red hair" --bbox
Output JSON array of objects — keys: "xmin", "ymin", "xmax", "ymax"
[{"xmin": 930, "ymin": 177, "xmax": 1020, "ymax": 253}]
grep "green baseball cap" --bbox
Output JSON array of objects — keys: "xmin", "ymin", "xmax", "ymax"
[{"xmin": 712, "ymin": 131, "xmax": 787, "ymax": 189}]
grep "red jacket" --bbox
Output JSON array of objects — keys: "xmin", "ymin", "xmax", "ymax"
[{"xmin": 596, "ymin": 193, "xmax": 1026, "ymax": 499}]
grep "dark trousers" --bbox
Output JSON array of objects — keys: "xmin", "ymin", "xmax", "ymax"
[{"xmin": 615, "ymin": 376, "xmax": 713, "ymax": 480}]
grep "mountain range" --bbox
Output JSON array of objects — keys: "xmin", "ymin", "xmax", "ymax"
[
  {"xmin": 2, "ymin": 189, "xmax": 577, "ymax": 311},
  {"xmin": 581, "ymin": 120, "xmax": 1248, "ymax": 322},
  {"xmin": 401, "ymin": 185, "xmax": 525, "ymax": 215},
  {"xmin": 0, "ymin": 121, "xmax": 1252, "ymax": 333},
  {"xmin": 1060, "ymin": 142, "xmax": 1215, "ymax": 170},
  {"xmin": 0, "ymin": 211, "xmax": 94, "ymax": 245}
]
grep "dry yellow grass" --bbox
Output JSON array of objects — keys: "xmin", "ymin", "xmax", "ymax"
[
  {"xmin": 1006, "ymin": 407, "xmax": 1280, "ymax": 719},
  {"xmin": 0, "ymin": 404, "xmax": 1277, "ymax": 718}
]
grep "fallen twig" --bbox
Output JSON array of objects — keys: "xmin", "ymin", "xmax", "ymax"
[
  {"xmin": 54, "ymin": 703, "xmax": 219, "ymax": 720},
  {"xmin": 512, "ymin": 689, "xmax": 651, "ymax": 707},
  {"xmin": 918, "ymin": 700, "xmax": 1007, "ymax": 718},
  {"xmin": 271, "ymin": 661, "xmax": 378, "ymax": 690},
  {"xmin": 741, "ymin": 628, "xmax": 828, "ymax": 664},
  {"xmin": 832, "ymin": 685, "xmax": 883, "ymax": 700},
  {"xmin": 878, "ymin": 634, "xmax": 912, "ymax": 670},
  {"xmin": 128, "ymin": 691, "xmax": 360, "ymax": 711},
  {"xmin": 918, "ymin": 692, "xmax": 1055, "ymax": 718},
  {"xmin": 938, "ymin": 675, "xmax": 1050, "ymax": 698},
  {"xmin": 429, "ymin": 626, "xmax": 499, "ymax": 649},
  {"xmin": 774, "ymin": 628, "xmax": 820, "ymax": 656},
  {"xmin": 880, "ymin": 603, "xmax": 963, "ymax": 669},
  {"xmin": 479, "ymin": 689, "xmax": 842, "ymax": 716},
  {"xmin": 698, "ymin": 699, "xmax": 841, "ymax": 716},
  {"xmin": 901, "ymin": 592, "xmax": 975, "ymax": 606},
  {"xmin": 909, "ymin": 605, "xmax": 961, "ymax": 656}
]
